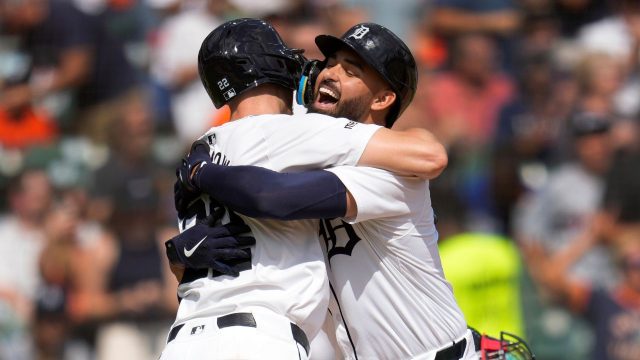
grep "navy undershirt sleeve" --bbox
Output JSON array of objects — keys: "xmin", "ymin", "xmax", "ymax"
[{"xmin": 194, "ymin": 164, "xmax": 347, "ymax": 220}]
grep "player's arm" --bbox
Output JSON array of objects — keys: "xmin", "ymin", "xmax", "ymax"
[
  {"xmin": 178, "ymin": 140, "xmax": 356, "ymax": 220},
  {"xmin": 179, "ymin": 138, "xmax": 429, "ymax": 221},
  {"xmin": 178, "ymin": 120, "xmax": 444, "ymax": 220},
  {"xmin": 189, "ymin": 165, "xmax": 419, "ymax": 223},
  {"xmin": 263, "ymin": 116, "xmax": 446, "ymax": 179},
  {"xmin": 197, "ymin": 166, "xmax": 352, "ymax": 220},
  {"xmin": 519, "ymin": 231, "xmax": 595, "ymax": 314},
  {"xmin": 358, "ymin": 127, "xmax": 448, "ymax": 180}
]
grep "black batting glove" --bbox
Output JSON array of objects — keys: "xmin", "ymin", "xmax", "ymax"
[
  {"xmin": 177, "ymin": 139, "xmax": 211, "ymax": 192},
  {"xmin": 174, "ymin": 169, "xmax": 223, "ymax": 225},
  {"xmin": 165, "ymin": 215, "xmax": 255, "ymax": 277},
  {"xmin": 174, "ymin": 177, "xmax": 200, "ymax": 220}
]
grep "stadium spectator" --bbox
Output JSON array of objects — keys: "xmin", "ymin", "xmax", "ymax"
[
  {"xmin": 577, "ymin": 0, "xmax": 640, "ymax": 117},
  {"xmin": 518, "ymin": 112, "xmax": 617, "ymax": 285},
  {"xmin": 578, "ymin": 0, "xmax": 640, "ymax": 63},
  {"xmin": 0, "ymin": 106, "xmax": 57, "ymax": 150},
  {"xmin": 515, "ymin": 112, "xmax": 617, "ymax": 359},
  {"xmin": 424, "ymin": 33, "xmax": 514, "ymax": 230},
  {"xmin": 517, "ymin": 9, "xmax": 563, "ymax": 57},
  {"xmin": 573, "ymin": 52, "xmax": 625, "ymax": 118},
  {"xmin": 0, "ymin": 168, "xmax": 53, "ymax": 359},
  {"xmin": 34, "ymin": 199, "xmax": 86, "ymax": 360},
  {"xmin": 522, "ymin": 227, "xmax": 640, "ymax": 360},
  {"xmin": 425, "ymin": 33, "xmax": 514, "ymax": 147},
  {"xmin": 0, "ymin": 0, "xmax": 142, "ymax": 143},
  {"xmin": 491, "ymin": 51, "xmax": 577, "ymax": 231},
  {"xmin": 150, "ymin": 0, "xmax": 227, "ymax": 145},
  {"xmin": 1, "ymin": 2, "xmax": 640, "ymax": 358},
  {"xmin": 598, "ymin": 123, "xmax": 640, "ymax": 242},
  {"xmin": 82, "ymin": 97, "xmax": 177, "ymax": 360}
]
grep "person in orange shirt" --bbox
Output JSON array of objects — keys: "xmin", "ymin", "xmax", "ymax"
[
  {"xmin": 0, "ymin": 107, "xmax": 57, "ymax": 149},
  {"xmin": 424, "ymin": 33, "xmax": 514, "ymax": 147}
]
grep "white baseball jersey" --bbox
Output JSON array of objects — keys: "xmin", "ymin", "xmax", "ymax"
[
  {"xmin": 322, "ymin": 166, "xmax": 468, "ymax": 359},
  {"xmin": 173, "ymin": 113, "xmax": 381, "ymax": 340}
]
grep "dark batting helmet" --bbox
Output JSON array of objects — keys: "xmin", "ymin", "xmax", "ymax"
[
  {"xmin": 198, "ymin": 18, "xmax": 306, "ymax": 108},
  {"xmin": 315, "ymin": 23, "xmax": 418, "ymax": 127}
]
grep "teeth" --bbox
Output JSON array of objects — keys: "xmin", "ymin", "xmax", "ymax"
[{"xmin": 319, "ymin": 86, "xmax": 338, "ymax": 100}]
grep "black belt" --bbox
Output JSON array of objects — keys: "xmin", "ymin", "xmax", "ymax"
[
  {"xmin": 434, "ymin": 337, "xmax": 467, "ymax": 360},
  {"xmin": 167, "ymin": 312, "xmax": 310, "ymax": 355}
]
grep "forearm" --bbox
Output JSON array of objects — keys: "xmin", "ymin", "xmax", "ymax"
[
  {"xmin": 358, "ymin": 127, "xmax": 448, "ymax": 179},
  {"xmin": 525, "ymin": 237, "xmax": 592, "ymax": 313},
  {"xmin": 540, "ymin": 266, "xmax": 590, "ymax": 314},
  {"xmin": 431, "ymin": 9, "xmax": 519, "ymax": 35},
  {"xmin": 551, "ymin": 230, "xmax": 597, "ymax": 273},
  {"xmin": 431, "ymin": 9, "xmax": 485, "ymax": 33},
  {"xmin": 194, "ymin": 165, "xmax": 347, "ymax": 220},
  {"xmin": 37, "ymin": 48, "xmax": 91, "ymax": 97}
]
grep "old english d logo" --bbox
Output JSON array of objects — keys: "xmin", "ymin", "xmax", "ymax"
[
  {"xmin": 348, "ymin": 25, "xmax": 369, "ymax": 40},
  {"xmin": 319, "ymin": 219, "xmax": 361, "ymax": 259}
]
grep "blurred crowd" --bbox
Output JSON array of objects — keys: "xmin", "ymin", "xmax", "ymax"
[{"xmin": 0, "ymin": 0, "xmax": 640, "ymax": 359}]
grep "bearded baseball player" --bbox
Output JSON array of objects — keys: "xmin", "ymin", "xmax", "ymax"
[
  {"xmin": 160, "ymin": 19, "xmax": 450, "ymax": 360},
  {"xmin": 173, "ymin": 23, "xmax": 478, "ymax": 359}
]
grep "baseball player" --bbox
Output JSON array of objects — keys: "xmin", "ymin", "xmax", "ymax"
[
  {"xmin": 161, "ymin": 19, "xmax": 451, "ymax": 360},
  {"xmin": 175, "ymin": 23, "xmax": 477, "ymax": 359}
]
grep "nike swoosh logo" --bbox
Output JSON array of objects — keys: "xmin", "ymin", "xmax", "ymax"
[{"xmin": 184, "ymin": 236, "xmax": 207, "ymax": 257}]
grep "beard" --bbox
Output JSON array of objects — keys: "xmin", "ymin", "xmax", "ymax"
[{"xmin": 307, "ymin": 95, "xmax": 370, "ymax": 122}]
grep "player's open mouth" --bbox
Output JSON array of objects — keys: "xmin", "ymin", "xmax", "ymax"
[{"xmin": 315, "ymin": 84, "xmax": 340, "ymax": 109}]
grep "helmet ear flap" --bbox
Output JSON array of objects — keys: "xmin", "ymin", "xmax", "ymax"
[{"xmin": 296, "ymin": 59, "xmax": 325, "ymax": 106}]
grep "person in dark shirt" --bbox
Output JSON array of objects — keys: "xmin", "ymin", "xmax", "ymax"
[
  {"xmin": 0, "ymin": 0, "xmax": 141, "ymax": 142},
  {"xmin": 84, "ymin": 96, "xmax": 176, "ymax": 360},
  {"xmin": 596, "ymin": 121, "xmax": 640, "ymax": 246},
  {"xmin": 602, "ymin": 148, "xmax": 640, "ymax": 226},
  {"xmin": 522, "ymin": 226, "xmax": 640, "ymax": 360}
]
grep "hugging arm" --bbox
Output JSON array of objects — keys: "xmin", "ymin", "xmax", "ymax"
[
  {"xmin": 168, "ymin": 144, "xmax": 351, "ymax": 278},
  {"xmin": 358, "ymin": 127, "xmax": 448, "ymax": 180},
  {"xmin": 262, "ymin": 117, "xmax": 447, "ymax": 180},
  {"xmin": 176, "ymin": 120, "xmax": 448, "ymax": 221},
  {"xmin": 193, "ymin": 164, "xmax": 349, "ymax": 220},
  {"xmin": 177, "ymin": 140, "xmax": 351, "ymax": 221}
]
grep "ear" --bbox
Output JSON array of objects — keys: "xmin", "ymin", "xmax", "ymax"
[{"xmin": 370, "ymin": 90, "xmax": 396, "ymax": 112}]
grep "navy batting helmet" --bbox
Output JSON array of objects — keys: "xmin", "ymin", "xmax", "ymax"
[
  {"xmin": 315, "ymin": 23, "xmax": 418, "ymax": 127},
  {"xmin": 198, "ymin": 18, "xmax": 306, "ymax": 108}
]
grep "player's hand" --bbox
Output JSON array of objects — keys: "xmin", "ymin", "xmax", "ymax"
[
  {"xmin": 174, "ymin": 177, "xmax": 201, "ymax": 220},
  {"xmin": 177, "ymin": 139, "xmax": 211, "ymax": 192},
  {"xmin": 174, "ymin": 175, "xmax": 224, "ymax": 229},
  {"xmin": 165, "ymin": 217, "xmax": 255, "ymax": 277}
]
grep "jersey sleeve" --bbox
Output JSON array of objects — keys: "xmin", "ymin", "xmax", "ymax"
[
  {"xmin": 260, "ymin": 114, "xmax": 381, "ymax": 171},
  {"xmin": 325, "ymin": 166, "xmax": 428, "ymax": 223}
]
